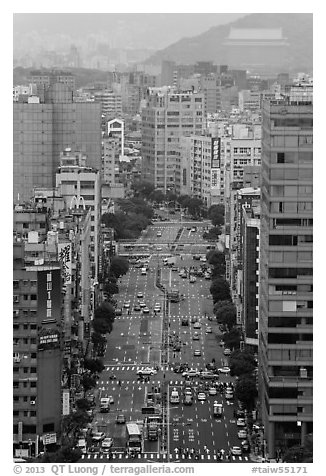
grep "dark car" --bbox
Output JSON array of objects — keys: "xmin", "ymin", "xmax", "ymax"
[
  {"xmin": 241, "ymin": 440, "xmax": 250, "ymax": 453},
  {"xmin": 115, "ymin": 308, "xmax": 122, "ymax": 316},
  {"xmin": 116, "ymin": 414, "xmax": 126, "ymax": 424}
]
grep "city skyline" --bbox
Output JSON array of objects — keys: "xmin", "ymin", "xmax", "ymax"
[{"xmin": 5, "ymin": 4, "xmax": 322, "ymax": 472}]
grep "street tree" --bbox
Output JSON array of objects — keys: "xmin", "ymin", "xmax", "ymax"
[
  {"xmin": 230, "ymin": 358, "xmax": 256, "ymax": 377},
  {"xmin": 234, "ymin": 375, "xmax": 257, "ymax": 410},
  {"xmin": 208, "ymin": 204, "xmax": 225, "ymax": 226},
  {"xmin": 214, "ymin": 300, "xmax": 236, "ymax": 328},
  {"xmin": 109, "ymin": 256, "xmax": 129, "ymax": 278},
  {"xmin": 187, "ymin": 197, "xmax": 204, "ymax": 218},
  {"xmin": 282, "ymin": 445, "xmax": 313, "ymax": 463},
  {"xmin": 149, "ymin": 189, "xmax": 166, "ymax": 204},
  {"xmin": 81, "ymin": 374, "xmax": 97, "ymax": 394},
  {"xmin": 210, "ymin": 277, "xmax": 231, "ymax": 303},
  {"xmin": 75, "ymin": 398, "xmax": 92, "ymax": 411},
  {"xmin": 132, "ymin": 180, "xmax": 155, "ymax": 199},
  {"xmin": 42, "ymin": 445, "xmax": 82, "ymax": 463},
  {"xmin": 83, "ymin": 358, "xmax": 105, "ymax": 375},
  {"xmin": 223, "ymin": 328, "xmax": 242, "ymax": 350},
  {"xmin": 230, "ymin": 349, "xmax": 256, "ymax": 367},
  {"xmin": 61, "ymin": 410, "xmax": 91, "ymax": 440},
  {"xmin": 103, "ymin": 281, "xmax": 119, "ymax": 295},
  {"xmin": 92, "ymin": 317, "xmax": 113, "ymax": 335},
  {"xmin": 206, "ymin": 250, "xmax": 225, "ymax": 267}
]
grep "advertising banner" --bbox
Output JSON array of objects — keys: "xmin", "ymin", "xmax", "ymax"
[{"xmin": 58, "ymin": 242, "xmax": 72, "ymax": 285}]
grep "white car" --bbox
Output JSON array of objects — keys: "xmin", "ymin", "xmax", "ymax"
[
  {"xmin": 193, "ymin": 332, "xmax": 200, "ymax": 340},
  {"xmin": 223, "ymin": 348, "xmax": 231, "ymax": 356},
  {"xmin": 230, "ymin": 446, "xmax": 242, "ymax": 456},
  {"xmin": 238, "ymin": 429, "xmax": 248, "ymax": 439},
  {"xmin": 139, "ymin": 302, "xmax": 146, "ymax": 308},
  {"xmin": 137, "ymin": 367, "xmax": 157, "ymax": 376},
  {"xmin": 197, "ymin": 392, "xmax": 206, "ymax": 401},
  {"xmin": 137, "ymin": 292, "xmax": 143, "ymax": 299},
  {"xmin": 123, "ymin": 302, "xmax": 130, "ymax": 309},
  {"xmin": 225, "ymin": 391, "xmax": 234, "ymax": 400},
  {"xmin": 218, "ymin": 367, "xmax": 230, "ymax": 374},
  {"xmin": 193, "ymin": 322, "xmax": 201, "ymax": 329},
  {"xmin": 92, "ymin": 432, "xmax": 105, "ymax": 442},
  {"xmin": 206, "ymin": 327, "xmax": 212, "ymax": 333},
  {"xmin": 237, "ymin": 418, "xmax": 246, "ymax": 427},
  {"xmin": 182, "ymin": 369, "xmax": 199, "ymax": 378},
  {"xmin": 101, "ymin": 437, "xmax": 113, "ymax": 448},
  {"xmin": 108, "ymin": 395, "xmax": 114, "ymax": 404},
  {"xmin": 157, "ymin": 246, "xmax": 162, "ymax": 251},
  {"xmin": 193, "ymin": 350, "xmax": 202, "ymax": 357},
  {"xmin": 143, "ymin": 307, "xmax": 150, "ymax": 314},
  {"xmin": 190, "ymin": 276, "xmax": 196, "ymax": 283},
  {"xmin": 208, "ymin": 387, "xmax": 217, "ymax": 396}
]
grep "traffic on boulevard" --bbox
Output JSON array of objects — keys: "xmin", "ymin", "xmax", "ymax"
[{"xmin": 78, "ymin": 215, "xmax": 252, "ymax": 463}]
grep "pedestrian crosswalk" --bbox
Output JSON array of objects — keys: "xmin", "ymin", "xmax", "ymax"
[
  {"xmin": 104, "ymin": 364, "xmax": 178, "ymax": 372},
  {"xmin": 81, "ymin": 452, "xmax": 249, "ymax": 461},
  {"xmin": 99, "ymin": 379, "xmax": 220, "ymax": 387}
]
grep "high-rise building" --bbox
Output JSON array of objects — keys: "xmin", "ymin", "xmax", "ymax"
[
  {"xmin": 13, "ymin": 83, "xmax": 102, "ymax": 203},
  {"xmin": 199, "ymin": 74, "xmax": 222, "ymax": 113},
  {"xmin": 259, "ymin": 97, "xmax": 313, "ymax": 457},
  {"xmin": 141, "ymin": 88, "xmax": 204, "ymax": 193},
  {"xmin": 94, "ymin": 89, "xmax": 122, "ymax": 118},
  {"xmin": 55, "ymin": 148, "xmax": 101, "ymax": 280},
  {"xmin": 179, "ymin": 134, "xmax": 221, "ymax": 208}
]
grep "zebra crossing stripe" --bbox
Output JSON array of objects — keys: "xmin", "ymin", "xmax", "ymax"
[
  {"xmin": 150, "ymin": 454, "xmax": 154, "ymax": 459},
  {"xmin": 207, "ymin": 455, "xmax": 210, "ymax": 460},
  {"xmin": 163, "ymin": 454, "xmax": 166, "ymax": 459},
  {"xmin": 157, "ymin": 454, "xmax": 160, "ymax": 459},
  {"xmin": 213, "ymin": 455, "xmax": 217, "ymax": 460},
  {"xmin": 201, "ymin": 454, "xmax": 204, "ymax": 459}
]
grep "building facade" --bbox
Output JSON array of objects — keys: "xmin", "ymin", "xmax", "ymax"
[
  {"xmin": 141, "ymin": 88, "xmax": 204, "ymax": 193},
  {"xmin": 13, "ymin": 83, "xmax": 101, "ymax": 203},
  {"xmin": 259, "ymin": 98, "xmax": 313, "ymax": 457}
]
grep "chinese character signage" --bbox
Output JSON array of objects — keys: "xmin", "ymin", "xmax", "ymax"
[
  {"xmin": 38, "ymin": 329, "xmax": 60, "ymax": 351},
  {"xmin": 37, "ymin": 268, "xmax": 61, "ymax": 325},
  {"xmin": 211, "ymin": 137, "xmax": 221, "ymax": 168},
  {"xmin": 58, "ymin": 242, "xmax": 72, "ymax": 285},
  {"xmin": 62, "ymin": 389, "xmax": 70, "ymax": 416}
]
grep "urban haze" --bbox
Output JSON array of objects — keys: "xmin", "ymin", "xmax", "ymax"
[{"xmin": 12, "ymin": 11, "xmax": 313, "ymax": 467}]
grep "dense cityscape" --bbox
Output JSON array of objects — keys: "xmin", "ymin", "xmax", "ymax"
[{"xmin": 12, "ymin": 12, "xmax": 313, "ymax": 467}]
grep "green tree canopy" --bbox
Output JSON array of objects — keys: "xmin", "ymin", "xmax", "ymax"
[
  {"xmin": 83, "ymin": 358, "xmax": 105, "ymax": 374},
  {"xmin": 103, "ymin": 281, "xmax": 119, "ymax": 295},
  {"xmin": 214, "ymin": 300, "xmax": 236, "ymax": 328},
  {"xmin": 210, "ymin": 278, "xmax": 232, "ymax": 304},
  {"xmin": 109, "ymin": 256, "xmax": 129, "ymax": 278},
  {"xmin": 81, "ymin": 374, "xmax": 97, "ymax": 393},
  {"xmin": 234, "ymin": 375, "xmax": 257, "ymax": 410},
  {"xmin": 208, "ymin": 204, "xmax": 225, "ymax": 226},
  {"xmin": 132, "ymin": 180, "xmax": 155, "ymax": 199},
  {"xmin": 223, "ymin": 328, "xmax": 242, "ymax": 350},
  {"xmin": 92, "ymin": 317, "xmax": 113, "ymax": 335},
  {"xmin": 149, "ymin": 189, "xmax": 166, "ymax": 204},
  {"xmin": 75, "ymin": 398, "xmax": 92, "ymax": 411},
  {"xmin": 230, "ymin": 357, "xmax": 256, "ymax": 377}
]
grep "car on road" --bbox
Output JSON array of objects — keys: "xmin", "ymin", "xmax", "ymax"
[
  {"xmin": 92, "ymin": 432, "xmax": 105, "ymax": 442},
  {"xmin": 237, "ymin": 418, "xmax": 246, "ymax": 427},
  {"xmin": 191, "ymin": 316, "xmax": 198, "ymax": 323},
  {"xmin": 174, "ymin": 344, "xmax": 181, "ymax": 352},
  {"xmin": 172, "ymin": 266, "xmax": 178, "ymax": 272},
  {"xmin": 181, "ymin": 317, "xmax": 189, "ymax": 326},
  {"xmin": 241, "ymin": 440, "xmax": 250, "ymax": 452},
  {"xmin": 225, "ymin": 390, "xmax": 234, "ymax": 400},
  {"xmin": 143, "ymin": 307, "xmax": 150, "ymax": 314},
  {"xmin": 184, "ymin": 387, "xmax": 193, "ymax": 395},
  {"xmin": 134, "ymin": 305, "xmax": 141, "ymax": 311},
  {"xmin": 156, "ymin": 246, "xmax": 163, "ymax": 251},
  {"xmin": 193, "ymin": 322, "xmax": 201, "ymax": 329},
  {"xmin": 230, "ymin": 446, "xmax": 242, "ymax": 456},
  {"xmin": 218, "ymin": 367, "xmax": 230, "ymax": 374},
  {"xmin": 156, "ymin": 231, "xmax": 162, "ymax": 237},
  {"xmin": 200, "ymin": 371, "xmax": 216, "ymax": 380},
  {"xmin": 235, "ymin": 409, "xmax": 245, "ymax": 418},
  {"xmin": 190, "ymin": 276, "xmax": 196, "ymax": 283},
  {"xmin": 238, "ymin": 429, "xmax": 248, "ymax": 439},
  {"xmin": 137, "ymin": 367, "xmax": 157, "ymax": 376},
  {"xmin": 124, "ymin": 302, "xmax": 130, "ymax": 309},
  {"xmin": 137, "ymin": 292, "xmax": 143, "ymax": 298},
  {"xmin": 223, "ymin": 348, "xmax": 231, "ymax": 356},
  {"xmin": 116, "ymin": 414, "xmax": 126, "ymax": 424},
  {"xmin": 182, "ymin": 369, "xmax": 199, "ymax": 378},
  {"xmin": 194, "ymin": 349, "xmax": 202, "ymax": 357},
  {"xmin": 107, "ymin": 395, "xmax": 114, "ymax": 404},
  {"xmin": 88, "ymin": 444, "xmax": 101, "ymax": 454},
  {"xmin": 193, "ymin": 332, "xmax": 200, "ymax": 340},
  {"xmin": 139, "ymin": 302, "xmax": 146, "ymax": 308},
  {"xmin": 206, "ymin": 326, "xmax": 212, "ymax": 333},
  {"xmin": 219, "ymin": 340, "xmax": 225, "ymax": 347},
  {"xmin": 115, "ymin": 308, "xmax": 122, "ymax": 316},
  {"xmin": 101, "ymin": 437, "xmax": 113, "ymax": 449},
  {"xmin": 197, "ymin": 392, "xmax": 206, "ymax": 401},
  {"xmin": 183, "ymin": 394, "xmax": 193, "ymax": 405},
  {"xmin": 208, "ymin": 387, "xmax": 217, "ymax": 396},
  {"xmin": 193, "ymin": 255, "xmax": 201, "ymax": 260}
]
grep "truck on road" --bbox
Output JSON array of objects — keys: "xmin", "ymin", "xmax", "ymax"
[{"xmin": 126, "ymin": 422, "xmax": 143, "ymax": 455}]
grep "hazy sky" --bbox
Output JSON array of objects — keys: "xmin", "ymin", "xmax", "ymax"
[{"xmin": 13, "ymin": 13, "xmax": 247, "ymax": 52}]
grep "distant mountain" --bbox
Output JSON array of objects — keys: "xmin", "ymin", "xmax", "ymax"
[
  {"xmin": 145, "ymin": 13, "xmax": 313, "ymax": 72},
  {"xmin": 13, "ymin": 13, "xmax": 246, "ymax": 52}
]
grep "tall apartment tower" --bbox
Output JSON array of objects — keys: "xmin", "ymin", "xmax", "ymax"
[
  {"xmin": 13, "ymin": 82, "xmax": 101, "ymax": 203},
  {"xmin": 259, "ymin": 97, "xmax": 313, "ymax": 457},
  {"xmin": 141, "ymin": 88, "xmax": 204, "ymax": 193}
]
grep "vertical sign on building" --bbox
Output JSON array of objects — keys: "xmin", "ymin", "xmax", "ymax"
[
  {"xmin": 37, "ymin": 268, "xmax": 61, "ymax": 324},
  {"xmin": 211, "ymin": 137, "xmax": 221, "ymax": 168},
  {"xmin": 62, "ymin": 389, "xmax": 70, "ymax": 416},
  {"xmin": 58, "ymin": 242, "xmax": 72, "ymax": 286}
]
